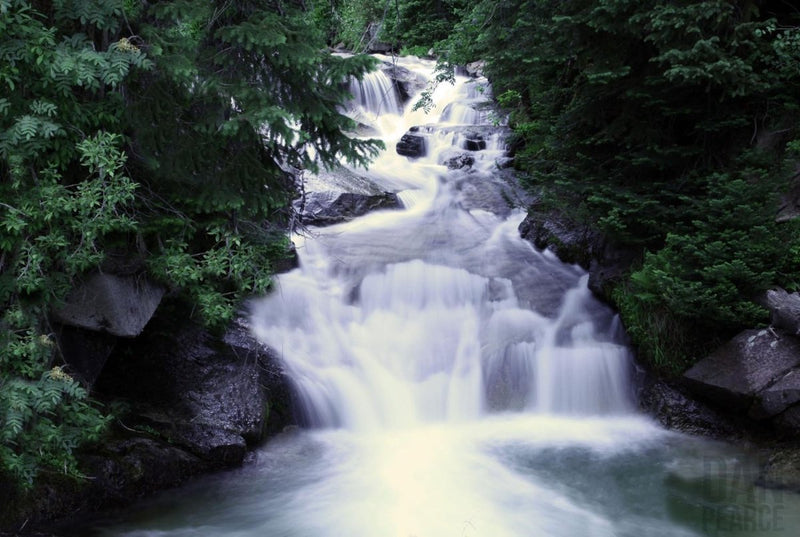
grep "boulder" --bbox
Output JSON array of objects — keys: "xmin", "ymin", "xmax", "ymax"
[
  {"xmin": 776, "ymin": 165, "xmax": 800, "ymax": 223},
  {"xmin": 396, "ymin": 132, "xmax": 427, "ymax": 157},
  {"xmin": 94, "ymin": 315, "xmax": 293, "ymax": 467},
  {"xmin": 300, "ymin": 191, "xmax": 401, "ymax": 227},
  {"xmin": 683, "ymin": 329, "xmax": 800, "ymax": 412},
  {"xmin": 765, "ymin": 287, "xmax": 800, "ymax": 335},
  {"xmin": 636, "ymin": 374, "xmax": 740, "ymax": 438},
  {"xmin": 379, "ymin": 62, "xmax": 427, "ymax": 104},
  {"xmin": 444, "ymin": 153, "xmax": 475, "ymax": 170},
  {"xmin": 295, "ymin": 165, "xmax": 403, "ymax": 227},
  {"xmin": 1, "ymin": 314, "xmax": 295, "ymax": 533},
  {"xmin": 52, "ymin": 273, "xmax": 164, "ymax": 337},
  {"xmin": 751, "ymin": 369, "xmax": 800, "ymax": 419},
  {"xmin": 757, "ymin": 446, "xmax": 800, "ymax": 491},
  {"xmin": 517, "ymin": 208, "xmax": 638, "ymax": 302},
  {"xmin": 462, "ymin": 133, "xmax": 486, "ymax": 151},
  {"xmin": 465, "ymin": 60, "xmax": 486, "ymax": 78},
  {"xmin": 52, "ymin": 324, "xmax": 117, "ymax": 387},
  {"xmin": 364, "ymin": 22, "xmax": 392, "ymax": 53}
]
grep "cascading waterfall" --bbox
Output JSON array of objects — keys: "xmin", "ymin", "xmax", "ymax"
[
  {"xmin": 85, "ymin": 55, "xmax": 799, "ymax": 537},
  {"xmin": 252, "ymin": 57, "xmax": 633, "ymax": 428}
]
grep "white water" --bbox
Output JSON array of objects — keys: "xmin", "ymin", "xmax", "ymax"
[{"xmin": 83, "ymin": 56, "xmax": 800, "ymax": 537}]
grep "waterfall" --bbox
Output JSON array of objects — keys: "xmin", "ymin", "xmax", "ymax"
[
  {"xmin": 251, "ymin": 59, "xmax": 634, "ymax": 430},
  {"xmin": 346, "ymin": 69, "xmax": 401, "ymax": 118},
  {"xmin": 86, "ymin": 56, "xmax": 794, "ymax": 537}
]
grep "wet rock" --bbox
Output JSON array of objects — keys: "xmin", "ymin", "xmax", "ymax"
[
  {"xmin": 444, "ymin": 153, "xmax": 475, "ymax": 169},
  {"xmin": 463, "ymin": 133, "xmax": 486, "ymax": 151},
  {"xmin": 0, "ymin": 437, "xmax": 204, "ymax": 534},
  {"xmin": 637, "ymin": 375, "xmax": 740, "ymax": 438},
  {"xmin": 52, "ymin": 324, "xmax": 117, "ymax": 387},
  {"xmin": 364, "ymin": 22, "xmax": 392, "ymax": 53},
  {"xmin": 300, "ymin": 191, "xmax": 401, "ymax": 227},
  {"xmin": 295, "ymin": 165, "xmax": 403, "ymax": 227},
  {"xmin": 773, "ymin": 405, "xmax": 800, "ymax": 434},
  {"xmin": 1, "ymin": 314, "xmax": 295, "ymax": 533},
  {"xmin": 683, "ymin": 329, "xmax": 800, "ymax": 412},
  {"xmin": 379, "ymin": 62, "xmax": 427, "ymax": 104},
  {"xmin": 465, "ymin": 60, "xmax": 485, "ymax": 78},
  {"xmin": 396, "ymin": 132, "xmax": 427, "ymax": 157},
  {"xmin": 757, "ymin": 446, "xmax": 800, "ymax": 491}
]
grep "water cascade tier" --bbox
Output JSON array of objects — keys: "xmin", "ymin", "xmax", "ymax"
[{"xmin": 83, "ymin": 55, "xmax": 800, "ymax": 537}]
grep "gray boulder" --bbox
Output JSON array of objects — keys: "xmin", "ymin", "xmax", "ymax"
[
  {"xmin": 300, "ymin": 191, "xmax": 401, "ymax": 227},
  {"xmin": 765, "ymin": 287, "xmax": 800, "ymax": 335},
  {"xmin": 758, "ymin": 446, "xmax": 800, "ymax": 490},
  {"xmin": 465, "ymin": 60, "xmax": 486, "ymax": 78},
  {"xmin": 683, "ymin": 329, "xmax": 800, "ymax": 412},
  {"xmin": 295, "ymin": 165, "xmax": 403, "ymax": 227},
  {"xmin": 52, "ymin": 273, "xmax": 164, "ymax": 337},
  {"xmin": 751, "ymin": 369, "xmax": 800, "ymax": 419}
]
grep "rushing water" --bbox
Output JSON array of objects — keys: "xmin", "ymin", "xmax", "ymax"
[{"xmin": 77, "ymin": 55, "xmax": 799, "ymax": 537}]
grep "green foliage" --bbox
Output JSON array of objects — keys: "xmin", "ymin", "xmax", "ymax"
[
  {"xmin": 1, "ymin": 0, "xmax": 382, "ymax": 489},
  {"xmin": 440, "ymin": 0, "xmax": 800, "ymax": 372}
]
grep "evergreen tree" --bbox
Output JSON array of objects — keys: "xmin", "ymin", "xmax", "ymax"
[
  {"xmin": 1, "ymin": 0, "xmax": 381, "ymax": 487},
  {"xmin": 441, "ymin": 0, "xmax": 800, "ymax": 371}
]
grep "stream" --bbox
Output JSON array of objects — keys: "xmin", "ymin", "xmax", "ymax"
[{"xmin": 75, "ymin": 55, "xmax": 799, "ymax": 537}]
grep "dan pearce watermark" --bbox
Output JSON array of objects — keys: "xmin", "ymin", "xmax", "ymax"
[{"xmin": 700, "ymin": 456, "xmax": 785, "ymax": 533}]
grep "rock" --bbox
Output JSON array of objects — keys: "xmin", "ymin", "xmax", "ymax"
[
  {"xmin": 517, "ymin": 202, "xmax": 637, "ymax": 302},
  {"xmin": 396, "ymin": 132, "xmax": 427, "ymax": 157},
  {"xmin": 295, "ymin": 165, "xmax": 403, "ymax": 227},
  {"xmin": 465, "ymin": 60, "xmax": 486, "ymax": 78},
  {"xmin": 379, "ymin": 62, "xmax": 427, "ymax": 104},
  {"xmin": 94, "ymin": 315, "xmax": 293, "ymax": 467},
  {"xmin": 444, "ymin": 153, "xmax": 475, "ymax": 169},
  {"xmin": 637, "ymin": 375, "xmax": 740, "ymax": 438},
  {"xmin": 765, "ymin": 287, "xmax": 800, "ymax": 335},
  {"xmin": 773, "ymin": 405, "xmax": 800, "ymax": 434},
  {"xmin": 683, "ymin": 329, "xmax": 800, "ymax": 411},
  {"xmin": 518, "ymin": 209, "xmax": 600, "ymax": 267},
  {"xmin": 463, "ymin": 133, "xmax": 486, "ymax": 151},
  {"xmin": 0, "ymin": 437, "xmax": 205, "ymax": 534},
  {"xmin": 1, "ymin": 314, "xmax": 295, "ymax": 533},
  {"xmin": 751, "ymin": 369, "xmax": 800, "ymax": 419},
  {"xmin": 52, "ymin": 273, "xmax": 164, "ymax": 337},
  {"xmin": 776, "ymin": 165, "xmax": 800, "ymax": 223},
  {"xmin": 364, "ymin": 22, "xmax": 392, "ymax": 53},
  {"xmin": 52, "ymin": 324, "xmax": 117, "ymax": 387},
  {"xmin": 300, "ymin": 191, "xmax": 401, "ymax": 227},
  {"xmin": 757, "ymin": 446, "xmax": 800, "ymax": 491}
]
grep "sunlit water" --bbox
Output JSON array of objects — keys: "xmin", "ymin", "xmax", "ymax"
[{"xmin": 76, "ymin": 55, "xmax": 799, "ymax": 537}]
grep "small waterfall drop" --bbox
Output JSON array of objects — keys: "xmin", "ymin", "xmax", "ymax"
[{"xmin": 345, "ymin": 69, "xmax": 401, "ymax": 124}]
